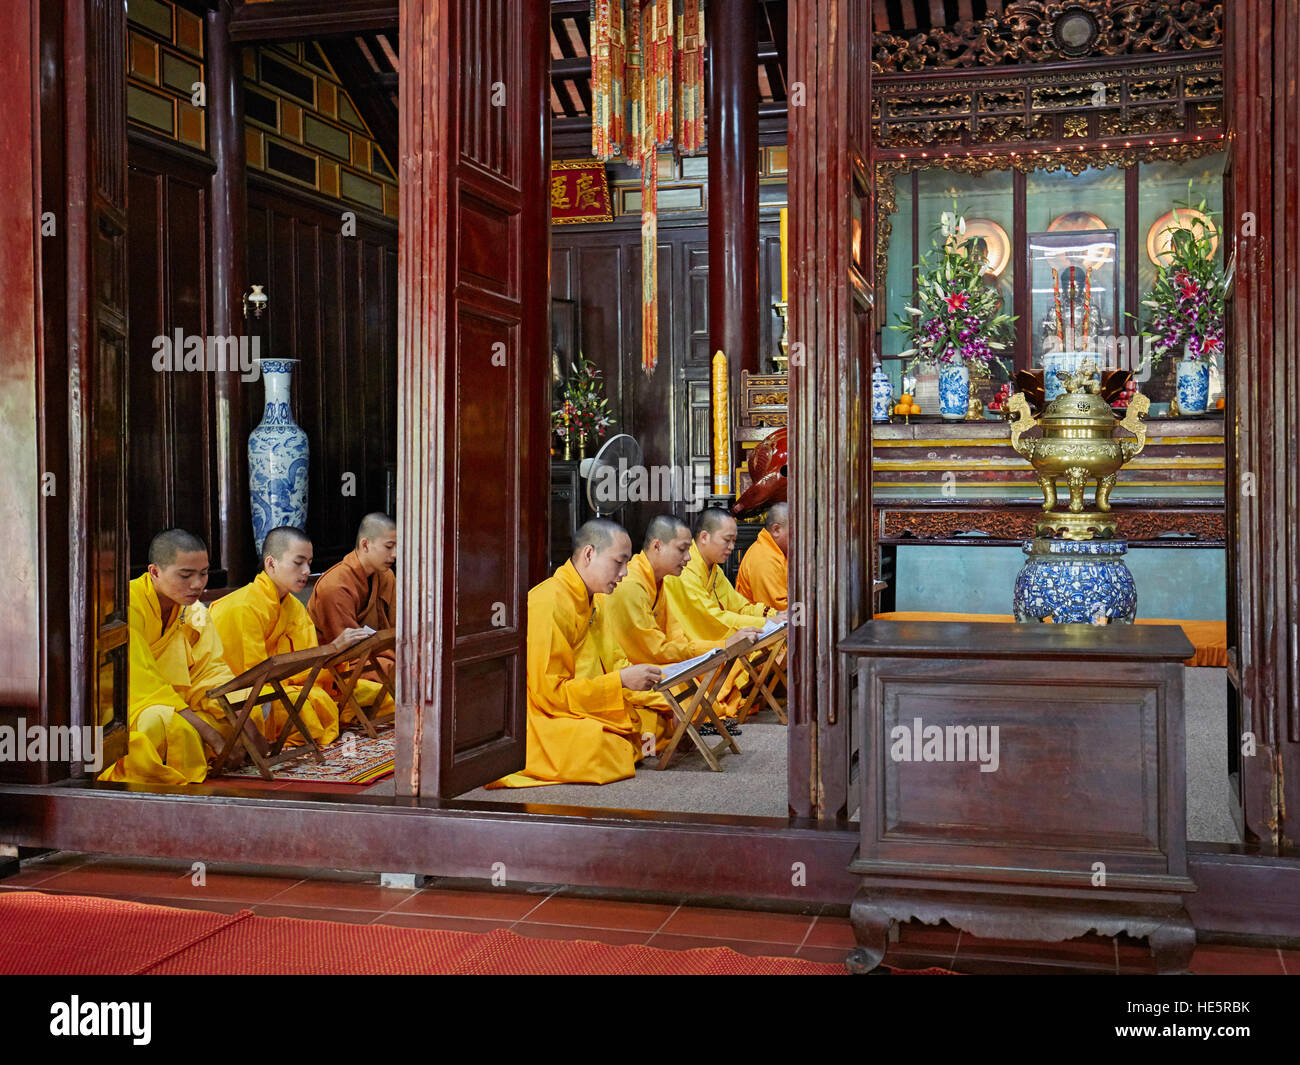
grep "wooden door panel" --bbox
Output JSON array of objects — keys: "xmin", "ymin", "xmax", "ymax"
[{"xmin": 401, "ymin": 0, "xmax": 549, "ymax": 797}]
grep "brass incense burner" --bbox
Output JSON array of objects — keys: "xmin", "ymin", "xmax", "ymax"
[{"xmin": 1006, "ymin": 360, "xmax": 1150, "ymax": 540}]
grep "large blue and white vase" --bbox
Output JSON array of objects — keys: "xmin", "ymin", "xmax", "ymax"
[
  {"xmin": 871, "ymin": 364, "xmax": 894, "ymax": 422},
  {"xmin": 248, "ymin": 358, "xmax": 309, "ymax": 555},
  {"xmin": 1175, "ymin": 358, "xmax": 1210, "ymax": 414},
  {"xmin": 938, "ymin": 361, "xmax": 970, "ymax": 420},
  {"xmin": 1042, "ymin": 349, "xmax": 1091, "ymax": 401},
  {"xmin": 1013, "ymin": 537, "xmax": 1137, "ymax": 624}
]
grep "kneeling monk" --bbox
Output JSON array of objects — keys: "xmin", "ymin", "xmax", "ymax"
[
  {"xmin": 210, "ymin": 526, "xmax": 374, "ymax": 748},
  {"xmin": 306, "ymin": 512, "xmax": 397, "ymax": 722},
  {"xmin": 736, "ymin": 502, "xmax": 789, "ymax": 612},
  {"xmin": 489, "ymin": 519, "xmax": 672, "ymax": 789},
  {"xmin": 592, "ymin": 514, "xmax": 735, "ymax": 667},
  {"xmin": 662, "ymin": 508, "xmax": 786, "ymax": 723},
  {"xmin": 99, "ymin": 529, "xmax": 261, "ymax": 784}
]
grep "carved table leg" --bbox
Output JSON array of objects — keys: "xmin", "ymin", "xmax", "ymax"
[
  {"xmin": 1148, "ymin": 912, "xmax": 1197, "ymax": 974},
  {"xmin": 846, "ymin": 888, "xmax": 892, "ymax": 974}
]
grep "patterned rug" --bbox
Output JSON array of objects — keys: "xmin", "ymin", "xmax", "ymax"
[{"xmin": 220, "ymin": 723, "xmax": 396, "ymax": 785}]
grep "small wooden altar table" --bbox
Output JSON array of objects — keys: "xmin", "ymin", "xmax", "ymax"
[{"xmin": 839, "ymin": 619, "xmax": 1197, "ymax": 974}]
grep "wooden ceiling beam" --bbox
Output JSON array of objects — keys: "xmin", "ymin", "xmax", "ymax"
[{"xmin": 228, "ymin": 0, "xmax": 398, "ymax": 43}]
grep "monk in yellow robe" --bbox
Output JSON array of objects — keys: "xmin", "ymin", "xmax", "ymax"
[
  {"xmin": 736, "ymin": 502, "xmax": 789, "ymax": 611},
  {"xmin": 662, "ymin": 508, "xmax": 786, "ymax": 728},
  {"xmin": 211, "ymin": 526, "xmax": 374, "ymax": 748},
  {"xmin": 307, "ymin": 512, "xmax": 397, "ymax": 722},
  {"xmin": 489, "ymin": 519, "xmax": 673, "ymax": 789},
  {"xmin": 593, "ymin": 513, "xmax": 757, "ymax": 667},
  {"xmin": 98, "ymin": 529, "xmax": 265, "ymax": 785}
]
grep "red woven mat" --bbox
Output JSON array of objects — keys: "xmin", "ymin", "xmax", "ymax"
[{"xmin": 0, "ymin": 892, "xmax": 901, "ymax": 975}]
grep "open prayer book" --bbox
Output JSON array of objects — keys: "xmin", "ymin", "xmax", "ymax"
[
  {"xmin": 655, "ymin": 648, "xmax": 726, "ymax": 688},
  {"xmin": 756, "ymin": 617, "xmax": 787, "ymax": 639}
]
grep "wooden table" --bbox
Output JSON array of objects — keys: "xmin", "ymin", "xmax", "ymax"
[{"xmin": 840, "ymin": 619, "xmax": 1197, "ymax": 974}]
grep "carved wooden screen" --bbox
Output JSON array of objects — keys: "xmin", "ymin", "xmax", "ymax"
[{"xmin": 398, "ymin": 0, "xmax": 550, "ymax": 796}]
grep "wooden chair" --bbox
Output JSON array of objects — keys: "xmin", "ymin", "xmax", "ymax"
[
  {"xmin": 653, "ymin": 649, "xmax": 740, "ymax": 772},
  {"xmin": 323, "ymin": 628, "xmax": 397, "ymax": 739},
  {"xmin": 204, "ymin": 646, "xmax": 337, "ymax": 780},
  {"xmin": 735, "ymin": 625, "xmax": 789, "ymax": 725}
]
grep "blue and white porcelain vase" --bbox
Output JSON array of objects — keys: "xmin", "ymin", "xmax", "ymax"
[
  {"xmin": 1175, "ymin": 358, "xmax": 1210, "ymax": 414},
  {"xmin": 871, "ymin": 364, "xmax": 894, "ymax": 422},
  {"xmin": 1042, "ymin": 350, "xmax": 1090, "ymax": 401},
  {"xmin": 938, "ymin": 361, "xmax": 970, "ymax": 420},
  {"xmin": 248, "ymin": 358, "xmax": 309, "ymax": 554},
  {"xmin": 1013, "ymin": 537, "xmax": 1137, "ymax": 624}
]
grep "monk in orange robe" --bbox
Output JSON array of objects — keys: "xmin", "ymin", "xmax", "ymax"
[
  {"xmin": 308, "ymin": 512, "xmax": 397, "ymax": 718},
  {"xmin": 98, "ymin": 529, "xmax": 267, "ymax": 785},
  {"xmin": 662, "ymin": 508, "xmax": 786, "ymax": 730},
  {"xmin": 592, "ymin": 513, "xmax": 756, "ymax": 668},
  {"xmin": 489, "ymin": 519, "xmax": 672, "ymax": 789},
  {"xmin": 736, "ymin": 502, "xmax": 789, "ymax": 611},
  {"xmin": 211, "ymin": 526, "xmax": 375, "ymax": 748}
]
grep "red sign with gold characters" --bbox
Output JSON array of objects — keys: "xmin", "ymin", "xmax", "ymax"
[{"xmin": 550, "ymin": 160, "xmax": 613, "ymax": 225}]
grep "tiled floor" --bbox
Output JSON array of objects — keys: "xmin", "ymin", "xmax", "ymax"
[{"xmin": 1, "ymin": 851, "xmax": 1294, "ymax": 974}]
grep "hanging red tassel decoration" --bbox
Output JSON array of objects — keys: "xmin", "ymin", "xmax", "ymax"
[{"xmin": 590, "ymin": 0, "xmax": 707, "ymax": 377}]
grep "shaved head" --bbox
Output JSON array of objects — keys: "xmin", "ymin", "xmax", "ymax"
[
  {"xmin": 694, "ymin": 507, "xmax": 735, "ymax": 539},
  {"xmin": 148, "ymin": 528, "xmax": 207, "ymax": 568},
  {"xmin": 262, "ymin": 525, "xmax": 311, "ymax": 564},
  {"xmin": 643, "ymin": 513, "xmax": 689, "ymax": 552},
  {"xmin": 765, "ymin": 502, "xmax": 790, "ymax": 553},
  {"xmin": 572, "ymin": 518, "xmax": 627, "ymax": 559},
  {"xmin": 356, "ymin": 512, "xmax": 396, "ymax": 548},
  {"xmin": 693, "ymin": 507, "xmax": 739, "ymax": 568}
]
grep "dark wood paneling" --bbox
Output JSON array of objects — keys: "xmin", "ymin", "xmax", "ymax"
[
  {"xmin": 126, "ymin": 142, "xmax": 217, "ymax": 579},
  {"xmin": 245, "ymin": 177, "xmax": 398, "ymax": 572},
  {"xmin": 550, "ymin": 215, "xmax": 783, "ymax": 544}
]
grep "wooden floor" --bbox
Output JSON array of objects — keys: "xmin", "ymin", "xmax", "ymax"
[{"xmin": 2, "ymin": 851, "xmax": 1293, "ymax": 974}]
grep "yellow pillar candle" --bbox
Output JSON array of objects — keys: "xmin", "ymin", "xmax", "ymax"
[
  {"xmin": 711, "ymin": 350, "xmax": 730, "ymax": 495},
  {"xmin": 779, "ymin": 207, "xmax": 788, "ymax": 304}
]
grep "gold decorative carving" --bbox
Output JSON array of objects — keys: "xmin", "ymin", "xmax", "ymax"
[
  {"xmin": 873, "ymin": 0, "xmax": 1223, "ymax": 74},
  {"xmin": 1064, "ymin": 115, "xmax": 1088, "ymax": 138}
]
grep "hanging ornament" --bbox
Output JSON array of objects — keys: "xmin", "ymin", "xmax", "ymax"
[{"xmin": 591, "ymin": 0, "xmax": 706, "ymax": 376}]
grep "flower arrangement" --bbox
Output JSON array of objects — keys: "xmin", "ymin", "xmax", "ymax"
[
  {"xmin": 1141, "ymin": 189, "xmax": 1225, "ymax": 365},
  {"xmin": 890, "ymin": 209, "xmax": 1016, "ymax": 376},
  {"xmin": 553, "ymin": 356, "xmax": 615, "ymax": 449}
]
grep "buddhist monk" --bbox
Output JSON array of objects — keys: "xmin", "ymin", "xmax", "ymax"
[
  {"xmin": 210, "ymin": 526, "xmax": 373, "ymax": 748},
  {"xmin": 736, "ymin": 502, "xmax": 789, "ymax": 611},
  {"xmin": 308, "ymin": 512, "xmax": 397, "ymax": 720},
  {"xmin": 592, "ymin": 513, "xmax": 756, "ymax": 668},
  {"xmin": 98, "ymin": 529, "xmax": 266, "ymax": 785},
  {"xmin": 662, "ymin": 507, "xmax": 787, "ymax": 732},
  {"xmin": 488, "ymin": 519, "xmax": 673, "ymax": 789}
]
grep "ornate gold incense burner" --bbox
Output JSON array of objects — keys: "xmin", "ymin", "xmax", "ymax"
[{"xmin": 1006, "ymin": 360, "xmax": 1150, "ymax": 540}]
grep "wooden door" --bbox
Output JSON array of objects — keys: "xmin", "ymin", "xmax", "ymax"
[
  {"xmin": 397, "ymin": 0, "xmax": 550, "ymax": 797},
  {"xmin": 71, "ymin": 0, "xmax": 131, "ymax": 751},
  {"xmin": 787, "ymin": 0, "xmax": 874, "ymax": 820}
]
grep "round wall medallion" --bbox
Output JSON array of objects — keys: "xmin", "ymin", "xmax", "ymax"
[{"xmin": 1053, "ymin": 8, "xmax": 1100, "ymax": 57}]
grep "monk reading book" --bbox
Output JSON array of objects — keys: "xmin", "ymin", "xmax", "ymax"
[
  {"xmin": 98, "ymin": 529, "xmax": 266, "ymax": 785},
  {"xmin": 592, "ymin": 513, "xmax": 758, "ymax": 668},
  {"xmin": 736, "ymin": 502, "xmax": 789, "ymax": 611},
  {"xmin": 662, "ymin": 508, "xmax": 787, "ymax": 732},
  {"xmin": 307, "ymin": 512, "xmax": 397, "ymax": 720},
  {"xmin": 210, "ymin": 526, "xmax": 374, "ymax": 748},
  {"xmin": 488, "ymin": 519, "xmax": 674, "ymax": 789}
]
